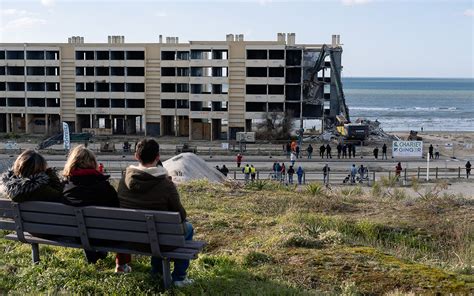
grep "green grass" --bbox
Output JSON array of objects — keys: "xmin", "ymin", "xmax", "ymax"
[{"xmin": 1, "ymin": 179, "xmax": 473, "ymax": 294}]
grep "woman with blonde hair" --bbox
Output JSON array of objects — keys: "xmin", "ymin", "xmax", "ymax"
[
  {"xmin": 0, "ymin": 149, "xmax": 63, "ymax": 202},
  {"xmin": 62, "ymin": 145, "xmax": 120, "ymax": 265}
]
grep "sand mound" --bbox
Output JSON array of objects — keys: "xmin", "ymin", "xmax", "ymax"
[{"xmin": 163, "ymin": 153, "xmax": 225, "ymax": 184}]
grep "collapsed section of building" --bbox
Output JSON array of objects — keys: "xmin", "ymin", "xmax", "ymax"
[{"xmin": 0, "ymin": 33, "xmax": 349, "ymax": 140}]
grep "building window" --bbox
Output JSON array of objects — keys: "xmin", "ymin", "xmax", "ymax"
[
  {"xmin": 126, "ymin": 51, "xmax": 145, "ymax": 60},
  {"xmin": 269, "ymin": 67, "xmax": 284, "ymax": 77},
  {"xmin": 212, "ymin": 67, "xmax": 228, "ymax": 77},
  {"xmin": 268, "ymin": 85, "xmax": 284, "ymax": 95},
  {"xmin": 177, "ymin": 67, "xmax": 189, "ymax": 76},
  {"xmin": 246, "ymin": 67, "xmax": 267, "ymax": 77},
  {"xmin": 111, "ymin": 51, "xmax": 125, "ymax": 60},
  {"xmin": 247, "ymin": 50, "xmax": 267, "ymax": 60},
  {"xmin": 190, "ymin": 84, "xmax": 212, "ymax": 94},
  {"xmin": 285, "ymin": 85, "xmax": 301, "ymax": 101},
  {"xmin": 8, "ymin": 98, "xmax": 25, "ymax": 107},
  {"xmin": 96, "ymin": 51, "xmax": 109, "ymax": 60},
  {"xmin": 269, "ymin": 50, "xmax": 284, "ymax": 60},
  {"xmin": 7, "ymin": 66, "xmax": 25, "ymax": 75},
  {"xmin": 246, "ymin": 84, "xmax": 267, "ymax": 95},
  {"xmin": 111, "ymin": 67, "xmax": 125, "ymax": 76},
  {"xmin": 76, "ymin": 98, "xmax": 94, "ymax": 108},
  {"xmin": 76, "ymin": 83, "xmax": 94, "ymax": 92},
  {"xmin": 0, "ymin": 83, "xmax": 5, "ymax": 91},
  {"xmin": 0, "ymin": 98, "xmax": 5, "ymax": 106},
  {"xmin": 127, "ymin": 99, "xmax": 145, "ymax": 108},
  {"xmin": 111, "ymin": 99, "xmax": 125, "ymax": 108},
  {"xmin": 286, "ymin": 50, "xmax": 302, "ymax": 66},
  {"xmin": 126, "ymin": 83, "xmax": 144, "ymax": 92},
  {"xmin": 7, "ymin": 82, "xmax": 25, "ymax": 91},
  {"xmin": 212, "ymin": 50, "xmax": 228, "ymax": 60},
  {"xmin": 190, "ymin": 50, "xmax": 211, "ymax": 60},
  {"xmin": 76, "ymin": 67, "xmax": 94, "ymax": 76},
  {"xmin": 286, "ymin": 68, "xmax": 302, "ymax": 83},
  {"xmin": 177, "ymin": 99, "xmax": 188, "ymax": 109},
  {"xmin": 45, "ymin": 51, "xmax": 59, "ymax": 60},
  {"xmin": 177, "ymin": 83, "xmax": 189, "ymax": 93},
  {"xmin": 47, "ymin": 98, "xmax": 60, "ymax": 107},
  {"xmin": 46, "ymin": 82, "xmax": 60, "ymax": 91},
  {"xmin": 96, "ymin": 67, "xmax": 109, "ymax": 76},
  {"xmin": 246, "ymin": 102, "xmax": 266, "ymax": 112},
  {"xmin": 0, "ymin": 51, "xmax": 5, "ymax": 59},
  {"xmin": 27, "ymin": 82, "xmax": 45, "ymax": 91},
  {"xmin": 177, "ymin": 51, "xmax": 189, "ymax": 60},
  {"xmin": 212, "ymin": 101, "xmax": 228, "ymax": 111},
  {"xmin": 161, "ymin": 83, "xmax": 176, "ymax": 93},
  {"xmin": 96, "ymin": 99, "xmax": 110, "ymax": 108},
  {"xmin": 127, "ymin": 67, "xmax": 145, "ymax": 76},
  {"xmin": 268, "ymin": 103, "xmax": 284, "ymax": 112},
  {"xmin": 111, "ymin": 83, "xmax": 125, "ymax": 92},
  {"xmin": 96, "ymin": 82, "xmax": 109, "ymax": 92},
  {"xmin": 27, "ymin": 98, "xmax": 45, "ymax": 107},
  {"xmin": 161, "ymin": 99, "xmax": 176, "ymax": 108},
  {"xmin": 0, "ymin": 67, "xmax": 5, "ymax": 75},
  {"xmin": 6, "ymin": 51, "xmax": 24, "ymax": 60},
  {"xmin": 46, "ymin": 67, "xmax": 60, "ymax": 76},
  {"xmin": 161, "ymin": 67, "xmax": 176, "ymax": 76},
  {"xmin": 161, "ymin": 51, "xmax": 175, "ymax": 60},
  {"xmin": 26, "ymin": 51, "xmax": 44, "ymax": 60},
  {"xmin": 190, "ymin": 101, "xmax": 212, "ymax": 111},
  {"xmin": 75, "ymin": 51, "xmax": 94, "ymax": 60}
]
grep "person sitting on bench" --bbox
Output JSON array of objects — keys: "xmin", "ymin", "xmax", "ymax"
[{"xmin": 117, "ymin": 139, "xmax": 194, "ymax": 287}]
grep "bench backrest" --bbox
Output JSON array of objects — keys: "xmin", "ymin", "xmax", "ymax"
[{"xmin": 0, "ymin": 198, "xmax": 185, "ymax": 256}]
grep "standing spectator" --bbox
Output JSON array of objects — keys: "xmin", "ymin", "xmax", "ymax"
[
  {"xmin": 429, "ymin": 144, "xmax": 434, "ymax": 159},
  {"xmin": 351, "ymin": 144, "xmax": 356, "ymax": 158},
  {"xmin": 319, "ymin": 144, "xmax": 326, "ymax": 158},
  {"xmin": 350, "ymin": 164, "xmax": 357, "ymax": 184},
  {"xmin": 326, "ymin": 144, "xmax": 332, "ymax": 159},
  {"xmin": 0, "ymin": 150, "xmax": 63, "ymax": 203},
  {"xmin": 280, "ymin": 163, "xmax": 286, "ymax": 182},
  {"xmin": 287, "ymin": 166, "xmax": 295, "ymax": 184},
  {"xmin": 395, "ymin": 162, "xmax": 402, "ymax": 180},
  {"xmin": 382, "ymin": 143, "xmax": 388, "ymax": 160},
  {"xmin": 290, "ymin": 152, "xmax": 296, "ymax": 167},
  {"xmin": 322, "ymin": 164, "xmax": 330, "ymax": 185},
  {"xmin": 342, "ymin": 144, "xmax": 348, "ymax": 159},
  {"xmin": 220, "ymin": 165, "xmax": 229, "ymax": 177},
  {"xmin": 215, "ymin": 165, "xmax": 221, "ymax": 173},
  {"xmin": 242, "ymin": 164, "xmax": 251, "ymax": 183},
  {"xmin": 307, "ymin": 144, "xmax": 313, "ymax": 159},
  {"xmin": 62, "ymin": 145, "xmax": 121, "ymax": 266},
  {"xmin": 291, "ymin": 141, "xmax": 297, "ymax": 153},
  {"xmin": 236, "ymin": 153, "xmax": 243, "ymax": 168},
  {"xmin": 286, "ymin": 142, "xmax": 291, "ymax": 158},
  {"xmin": 296, "ymin": 166, "xmax": 304, "ymax": 185},
  {"xmin": 337, "ymin": 143, "xmax": 342, "ymax": 159},
  {"xmin": 250, "ymin": 165, "xmax": 256, "ymax": 182},
  {"xmin": 275, "ymin": 162, "xmax": 282, "ymax": 180},
  {"xmin": 373, "ymin": 147, "xmax": 379, "ymax": 159},
  {"xmin": 434, "ymin": 145, "xmax": 440, "ymax": 159},
  {"xmin": 347, "ymin": 144, "xmax": 352, "ymax": 159},
  {"xmin": 466, "ymin": 161, "xmax": 471, "ymax": 179},
  {"xmin": 295, "ymin": 145, "xmax": 300, "ymax": 159},
  {"xmin": 117, "ymin": 139, "xmax": 194, "ymax": 286},
  {"xmin": 358, "ymin": 164, "xmax": 367, "ymax": 181},
  {"xmin": 98, "ymin": 163, "xmax": 104, "ymax": 174}
]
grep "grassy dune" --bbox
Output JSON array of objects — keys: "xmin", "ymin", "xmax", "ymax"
[{"xmin": 1, "ymin": 179, "xmax": 473, "ymax": 295}]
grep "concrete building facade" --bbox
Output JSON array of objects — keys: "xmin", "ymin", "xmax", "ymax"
[{"xmin": 0, "ymin": 33, "xmax": 343, "ymax": 140}]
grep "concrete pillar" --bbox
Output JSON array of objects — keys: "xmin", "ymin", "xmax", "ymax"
[
  {"xmin": 6, "ymin": 113, "xmax": 11, "ymax": 133},
  {"xmin": 45, "ymin": 114, "xmax": 49, "ymax": 135},
  {"xmin": 188, "ymin": 118, "xmax": 192, "ymax": 141},
  {"xmin": 210, "ymin": 119, "xmax": 213, "ymax": 142},
  {"xmin": 25, "ymin": 114, "xmax": 30, "ymax": 134}
]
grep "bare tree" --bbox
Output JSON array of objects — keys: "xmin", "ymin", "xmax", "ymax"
[{"xmin": 256, "ymin": 110, "xmax": 294, "ymax": 140}]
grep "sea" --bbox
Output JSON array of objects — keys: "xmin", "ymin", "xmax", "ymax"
[{"xmin": 339, "ymin": 77, "xmax": 474, "ymax": 132}]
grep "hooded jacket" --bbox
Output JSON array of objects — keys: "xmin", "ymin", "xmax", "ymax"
[
  {"xmin": 62, "ymin": 169, "xmax": 119, "ymax": 207},
  {"xmin": 117, "ymin": 165, "xmax": 186, "ymax": 221},
  {"xmin": 0, "ymin": 168, "xmax": 64, "ymax": 202}
]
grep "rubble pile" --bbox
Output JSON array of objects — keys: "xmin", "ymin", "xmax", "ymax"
[
  {"xmin": 163, "ymin": 153, "xmax": 225, "ymax": 184},
  {"xmin": 355, "ymin": 118, "xmax": 398, "ymax": 141}
]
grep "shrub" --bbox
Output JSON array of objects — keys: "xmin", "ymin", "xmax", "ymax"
[
  {"xmin": 305, "ymin": 182, "xmax": 326, "ymax": 196},
  {"xmin": 243, "ymin": 251, "xmax": 273, "ymax": 267}
]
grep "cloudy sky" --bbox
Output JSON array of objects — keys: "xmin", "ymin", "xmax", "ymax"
[{"xmin": 0, "ymin": 0, "xmax": 473, "ymax": 78}]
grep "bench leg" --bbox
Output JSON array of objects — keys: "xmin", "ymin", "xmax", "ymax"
[
  {"xmin": 162, "ymin": 259, "xmax": 172, "ymax": 289},
  {"xmin": 31, "ymin": 243, "xmax": 40, "ymax": 264}
]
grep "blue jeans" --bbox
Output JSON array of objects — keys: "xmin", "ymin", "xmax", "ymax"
[
  {"xmin": 151, "ymin": 222, "xmax": 194, "ymax": 282},
  {"xmin": 288, "ymin": 175, "xmax": 293, "ymax": 184}
]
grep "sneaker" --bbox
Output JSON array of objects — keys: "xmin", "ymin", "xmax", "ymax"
[
  {"xmin": 173, "ymin": 278, "xmax": 194, "ymax": 287},
  {"xmin": 115, "ymin": 264, "xmax": 132, "ymax": 273}
]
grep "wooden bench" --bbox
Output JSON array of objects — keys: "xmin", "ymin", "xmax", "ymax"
[{"xmin": 0, "ymin": 198, "xmax": 205, "ymax": 289}]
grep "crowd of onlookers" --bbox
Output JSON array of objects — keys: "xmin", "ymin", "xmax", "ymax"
[{"xmin": 0, "ymin": 139, "xmax": 194, "ymax": 287}]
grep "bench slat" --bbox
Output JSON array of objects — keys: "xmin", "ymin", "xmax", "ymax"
[
  {"xmin": 83, "ymin": 207, "xmax": 182, "ymax": 224},
  {"xmin": 20, "ymin": 202, "xmax": 74, "ymax": 215},
  {"xmin": 20, "ymin": 213, "xmax": 185, "ymax": 235},
  {"xmin": 0, "ymin": 199, "xmax": 12, "ymax": 209},
  {"xmin": 184, "ymin": 240, "xmax": 206, "ymax": 250},
  {"xmin": 0, "ymin": 208, "xmax": 14, "ymax": 219},
  {"xmin": 87, "ymin": 229, "xmax": 185, "ymax": 246},
  {"xmin": 0, "ymin": 220, "xmax": 16, "ymax": 231},
  {"xmin": 5, "ymin": 234, "xmax": 202, "ymax": 260}
]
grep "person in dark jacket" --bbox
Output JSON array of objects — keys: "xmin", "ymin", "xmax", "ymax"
[
  {"xmin": 337, "ymin": 143, "xmax": 342, "ymax": 159},
  {"xmin": 326, "ymin": 144, "xmax": 332, "ymax": 159},
  {"xmin": 117, "ymin": 139, "xmax": 193, "ymax": 287},
  {"xmin": 373, "ymin": 147, "xmax": 379, "ymax": 159},
  {"xmin": 306, "ymin": 144, "xmax": 313, "ymax": 159},
  {"xmin": 287, "ymin": 166, "xmax": 295, "ymax": 184},
  {"xmin": 62, "ymin": 145, "xmax": 121, "ymax": 267},
  {"xmin": 319, "ymin": 144, "xmax": 326, "ymax": 158},
  {"xmin": 0, "ymin": 150, "xmax": 63, "ymax": 202},
  {"xmin": 342, "ymin": 144, "xmax": 348, "ymax": 159},
  {"xmin": 382, "ymin": 143, "xmax": 388, "ymax": 160},
  {"xmin": 220, "ymin": 165, "xmax": 229, "ymax": 177}
]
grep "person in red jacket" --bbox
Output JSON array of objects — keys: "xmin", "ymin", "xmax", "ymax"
[{"xmin": 236, "ymin": 153, "xmax": 243, "ymax": 168}]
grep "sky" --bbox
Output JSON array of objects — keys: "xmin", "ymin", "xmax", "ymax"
[{"xmin": 0, "ymin": 0, "xmax": 473, "ymax": 78}]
